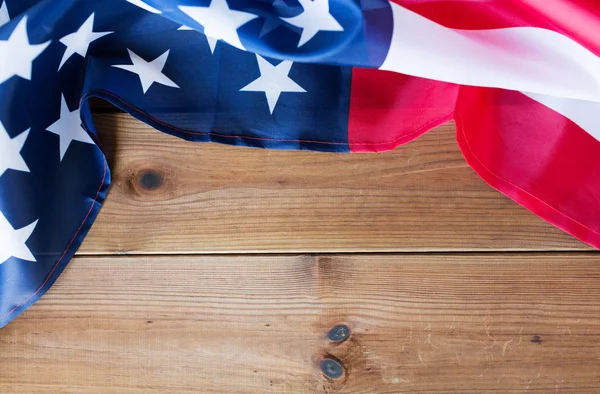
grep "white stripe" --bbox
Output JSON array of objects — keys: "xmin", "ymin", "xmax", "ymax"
[
  {"xmin": 524, "ymin": 93, "xmax": 600, "ymax": 142},
  {"xmin": 381, "ymin": 3, "xmax": 600, "ymax": 104}
]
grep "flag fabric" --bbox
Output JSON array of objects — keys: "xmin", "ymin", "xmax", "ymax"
[{"xmin": 1, "ymin": 0, "xmax": 599, "ymax": 327}]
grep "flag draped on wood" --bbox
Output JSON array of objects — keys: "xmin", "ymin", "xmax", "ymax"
[{"xmin": 0, "ymin": 0, "xmax": 599, "ymax": 327}]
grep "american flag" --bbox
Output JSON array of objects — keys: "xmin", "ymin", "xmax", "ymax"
[{"xmin": 1, "ymin": 0, "xmax": 599, "ymax": 327}]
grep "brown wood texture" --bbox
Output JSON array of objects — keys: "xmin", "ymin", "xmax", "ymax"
[
  {"xmin": 2, "ymin": 253, "xmax": 600, "ymax": 393},
  {"xmin": 79, "ymin": 113, "xmax": 587, "ymax": 254}
]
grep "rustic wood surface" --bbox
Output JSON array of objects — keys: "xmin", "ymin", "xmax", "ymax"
[
  {"xmin": 2, "ymin": 254, "xmax": 600, "ymax": 393},
  {"xmin": 1, "ymin": 111, "xmax": 598, "ymax": 393},
  {"xmin": 79, "ymin": 113, "xmax": 586, "ymax": 254}
]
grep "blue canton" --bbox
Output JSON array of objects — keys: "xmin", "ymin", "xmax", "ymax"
[{"xmin": 0, "ymin": 0, "xmax": 395, "ymax": 327}]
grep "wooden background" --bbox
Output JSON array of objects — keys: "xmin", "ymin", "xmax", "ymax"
[{"xmin": 1, "ymin": 110, "xmax": 599, "ymax": 393}]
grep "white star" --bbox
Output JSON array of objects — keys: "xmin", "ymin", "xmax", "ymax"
[
  {"xmin": 126, "ymin": 0, "xmax": 161, "ymax": 14},
  {"xmin": 58, "ymin": 13, "xmax": 112, "ymax": 70},
  {"xmin": 0, "ymin": 121, "xmax": 29, "ymax": 177},
  {"xmin": 0, "ymin": 16, "xmax": 50, "ymax": 86},
  {"xmin": 240, "ymin": 55, "xmax": 306, "ymax": 114},
  {"xmin": 179, "ymin": 0, "xmax": 258, "ymax": 51},
  {"xmin": 0, "ymin": 211, "xmax": 37, "ymax": 264},
  {"xmin": 112, "ymin": 49, "xmax": 179, "ymax": 94},
  {"xmin": 178, "ymin": 25, "xmax": 219, "ymax": 54},
  {"xmin": 0, "ymin": 0, "xmax": 10, "ymax": 27},
  {"xmin": 46, "ymin": 95, "xmax": 95, "ymax": 162},
  {"xmin": 281, "ymin": 0, "xmax": 343, "ymax": 47}
]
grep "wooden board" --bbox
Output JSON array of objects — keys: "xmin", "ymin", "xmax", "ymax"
[
  {"xmin": 79, "ymin": 113, "xmax": 587, "ymax": 254},
  {"xmin": 2, "ymin": 253, "xmax": 600, "ymax": 393}
]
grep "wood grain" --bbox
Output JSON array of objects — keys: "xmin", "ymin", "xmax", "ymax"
[
  {"xmin": 79, "ymin": 113, "xmax": 586, "ymax": 254},
  {"xmin": 2, "ymin": 253, "xmax": 600, "ymax": 393}
]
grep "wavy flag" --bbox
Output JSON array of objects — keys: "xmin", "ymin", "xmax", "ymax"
[{"xmin": 1, "ymin": 0, "xmax": 599, "ymax": 327}]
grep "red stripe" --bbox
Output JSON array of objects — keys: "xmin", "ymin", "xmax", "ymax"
[
  {"xmin": 392, "ymin": 0, "xmax": 545, "ymax": 29},
  {"xmin": 391, "ymin": 0, "xmax": 600, "ymax": 56},
  {"xmin": 456, "ymin": 87, "xmax": 600, "ymax": 248},
  {"xmin": 520, "ymin": 0, "xmax": 600, "ymax": 57},
  {"xmin": 348, "ymin": 68, "xmax": 456, "ymax": 152},
  {"xmin": 349, "ymin": 66, "xmax": 600, "ymax": 246},
  {"xmin": 347, "ymin": 1, "xmax": 600, "ymax": 246}
]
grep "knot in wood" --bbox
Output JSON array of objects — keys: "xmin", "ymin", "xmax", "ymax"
[
  {"xmin": 531, "ymin": 335, "xmax": 542, "ymax": 344},
  {"xmin": 136, "ymin": 169, "xmax": 164, "ymax": 191}
]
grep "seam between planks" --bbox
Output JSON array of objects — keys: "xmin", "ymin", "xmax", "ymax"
[{"xmin": 73, "ymin": 250, "xmax": 600, "ymax": 259}]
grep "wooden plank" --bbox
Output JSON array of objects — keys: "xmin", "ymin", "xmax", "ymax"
[
  {"xmin": 80, "ymin": 113, "xmax": 588, "ymax": 254},
  {"xmin": 2, "ymin": 253, "xmax": 600, "ymax": 393}
]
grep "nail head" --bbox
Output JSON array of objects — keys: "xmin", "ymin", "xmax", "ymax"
[
  {"xmin": 328, "ymin": 324, "xmax": 350, "ymax": 342},
  {"xmin": 321, "ymin": 358, "xmax": 344, "ymax": 379}
]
